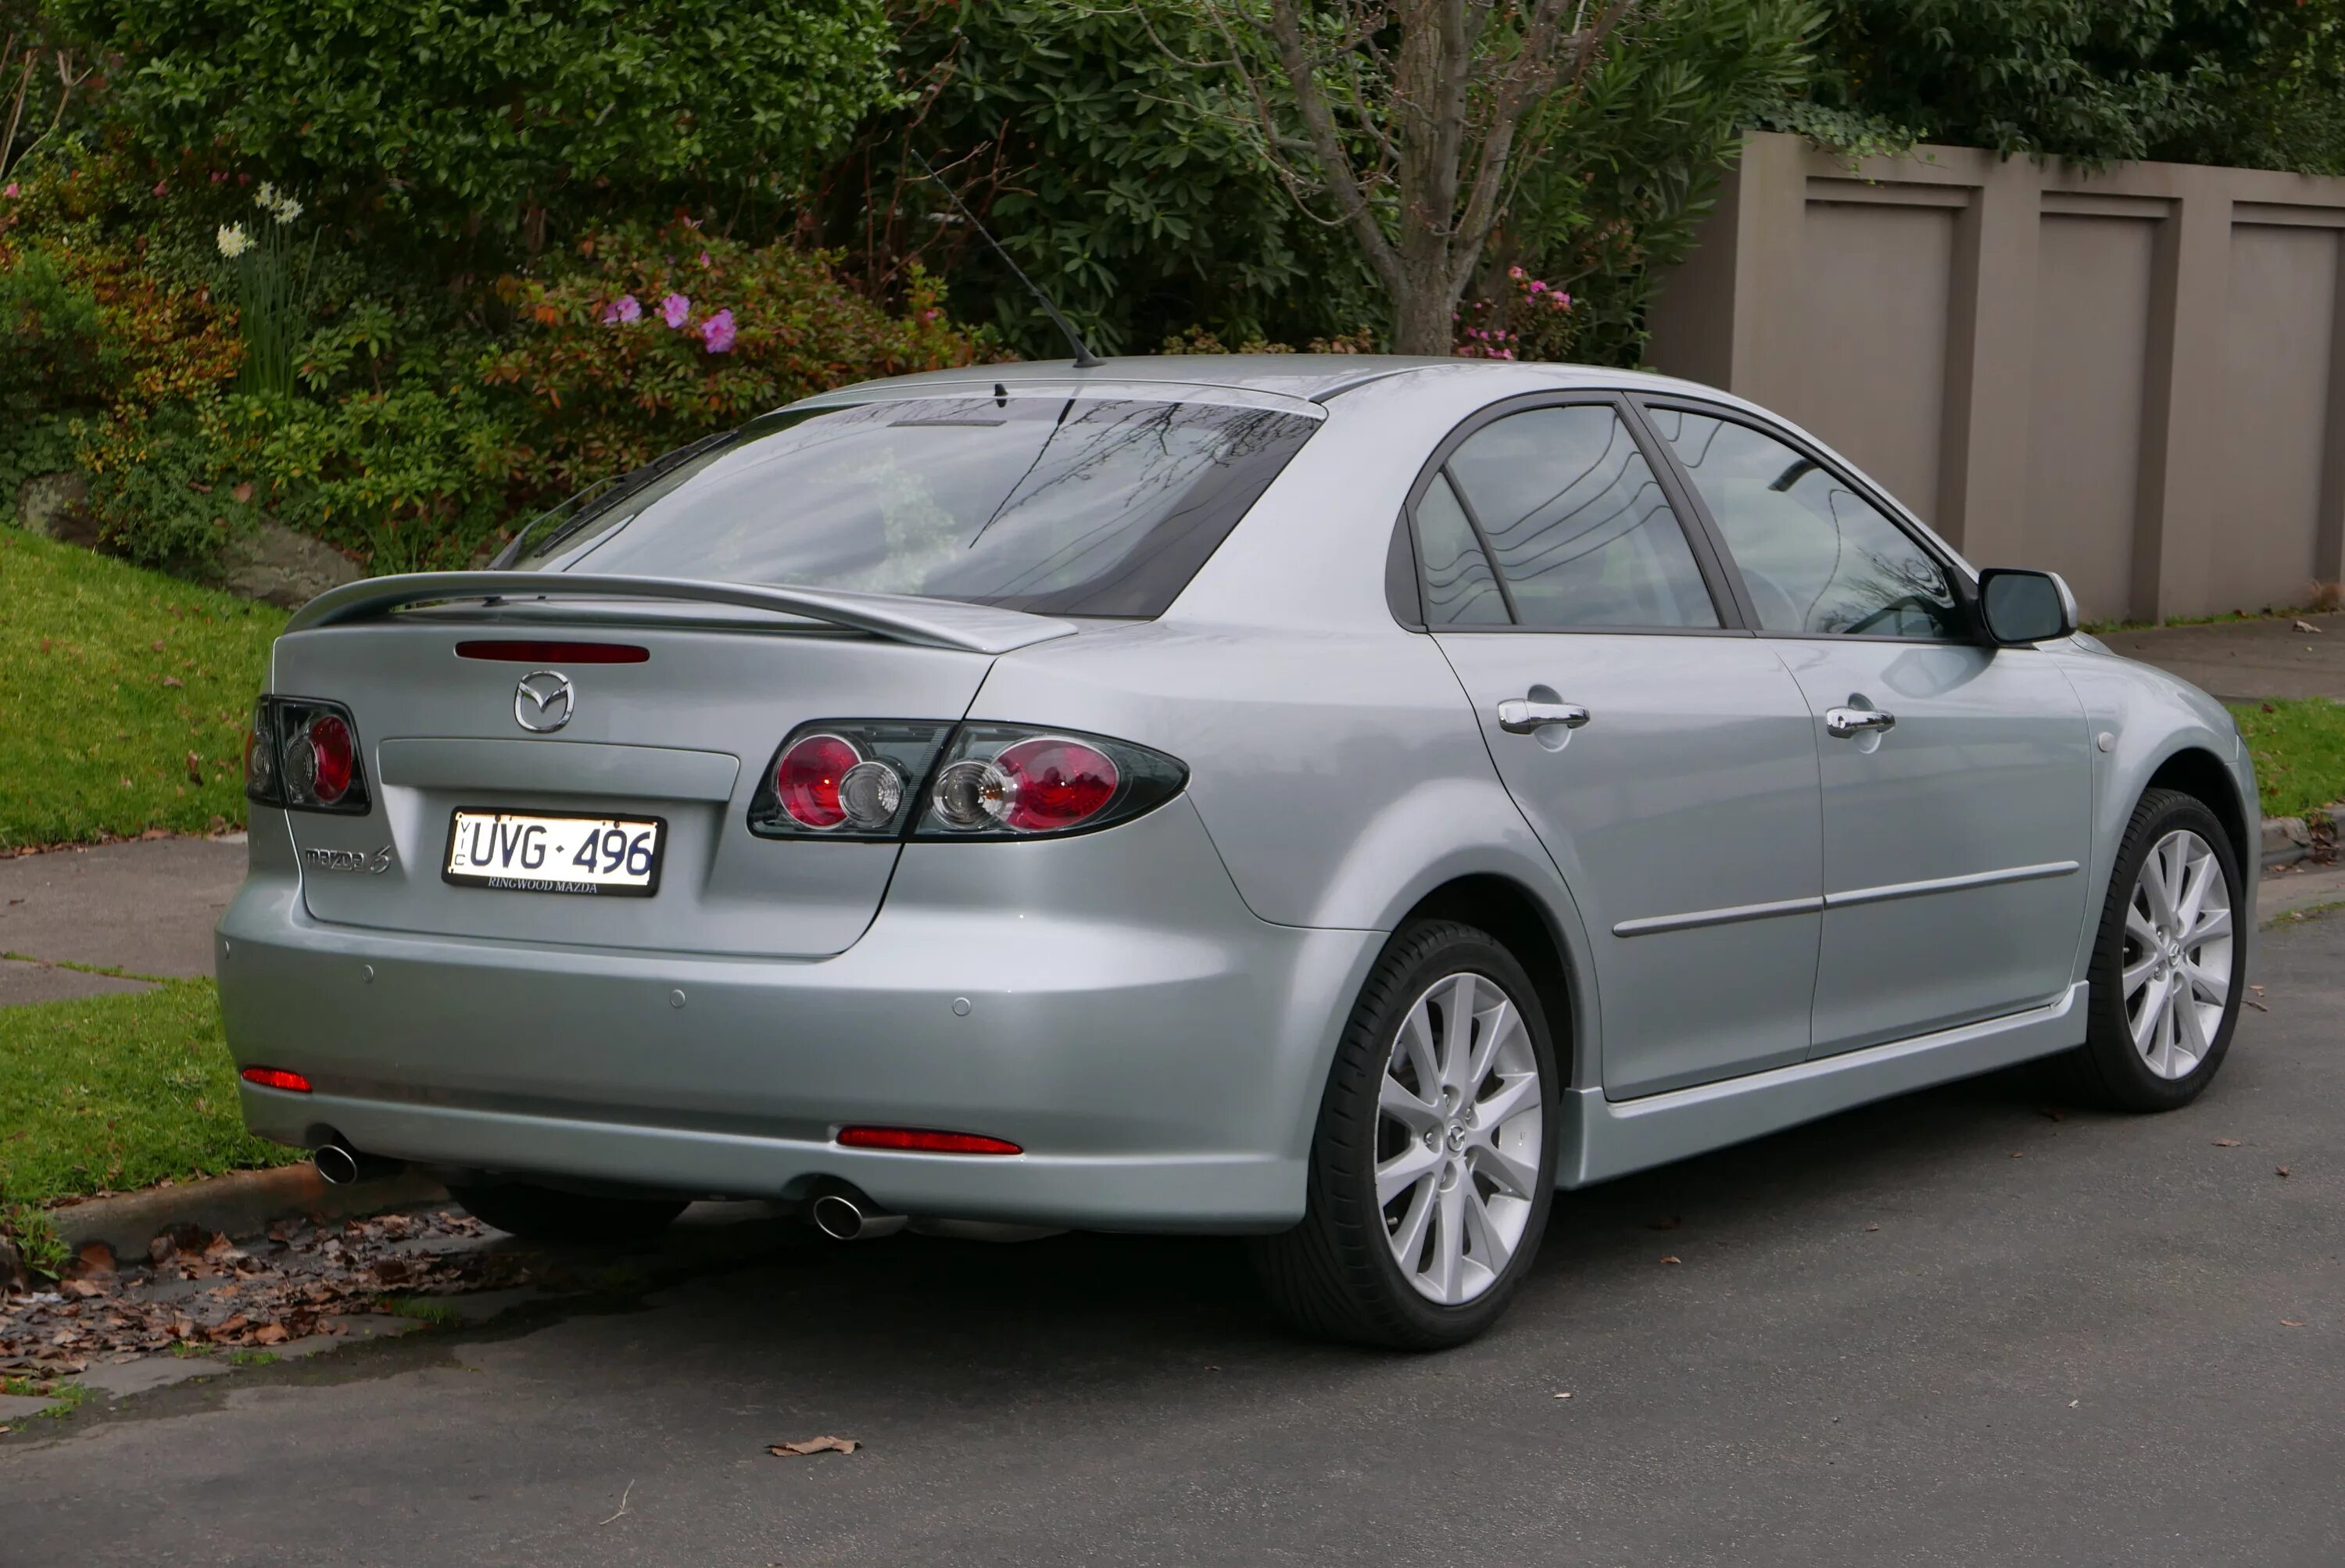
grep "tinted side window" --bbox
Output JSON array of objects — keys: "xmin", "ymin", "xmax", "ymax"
[
  {"xmin": 1652, "ymin": 408, "xmax": 1962, "ymax": 640},
  {"xmin": 1415, "ymin": 472, "xmax": 1510, "ymax": 625},
  {"xmin": 1444, "ymin": 406, "xmax": 1720, "ymax": 630}
]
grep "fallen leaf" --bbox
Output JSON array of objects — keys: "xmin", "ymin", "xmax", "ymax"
[
  {"xmin": 149, "ymin": 639, "xmax": 166, "ymax": 652},
  {"xmin": 2293, "ymin": 619, "xmax": 2321, "ymax": 633},
  {"xmin": 2250, "ymin": 984, "xmax": 2266, "ymax": 995},
  {"xmin": 231, "ymin": 481, "xmax": 255, "ymax": 504},
  {"xmin": 768, "ymin": 1436, "xmax": 859, "ymax": 1458},
  {"xmin": 1552, "ymin": 1391, "xmax": 1573, "ymax": 1399},
  {"xmin": 2214, "ymin": 1139, "xmax": 2240, "ymax": 1147},
  {"xmin": 161, "ymin": 676, "xmax": 184, "ymax": 689},
  {"xmin": 1865, "ymin": 1223, "xmax": 1880, "ymax": 1233},
  {"xmin": 2068, "ymin": 1400, "xmax": 2079, "ymax": 1408},
  {"xmin": 251, "ymin": 1323, "xmax": 289, "ymax": 1345},
  {"xmin": 2277, "ymin": 1166, "xmax": 2291, "ymax": 1179},
  {"xmin": 2246, "ymin": 998, "xmax": 2269, "ymax": 1012},
  {"xmin": 2010, "ymin": 1151, "xmax": 2025, "ymax": 1158},
  {"xmin": 2282, "ymin": 1319, "xmax": 2304, "ymax": 1328},
  {"xmin": 66, "ymin": 1240, "xmax": 116, "ymax": 1280},
  {"xmin": 1659, "ymin": 1255, "xmax": 1681, "ymax": 1265}
]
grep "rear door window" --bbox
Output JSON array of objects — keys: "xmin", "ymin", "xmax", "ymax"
[
  {"xmin": 517, "ymin": 394, "xmax": 1321, "ymax": 618},
  {"xmin": 1428, "ymin": 403, "xmax": 1721, "ymax": 630}
]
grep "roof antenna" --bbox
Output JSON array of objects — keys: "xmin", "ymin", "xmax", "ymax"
[{"xmin": 911, "ymin": 151, "xmax": 1102, "ymax": 370}]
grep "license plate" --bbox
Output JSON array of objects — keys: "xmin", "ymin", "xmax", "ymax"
[{"xmin": 443, "ymin": 810, "xmax": 666, "ymax": 897}]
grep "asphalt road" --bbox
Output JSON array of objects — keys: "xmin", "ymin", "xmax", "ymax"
[{"xmin": 6, "ymin": 918, "xmax": 2340, "ymax": 1567}]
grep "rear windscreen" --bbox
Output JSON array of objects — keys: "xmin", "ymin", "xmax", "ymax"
[{"xmin": 516, "ymin": 394, "xmax": 1321, "ymax": 618}]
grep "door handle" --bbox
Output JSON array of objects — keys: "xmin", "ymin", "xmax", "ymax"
[
  {"xmin": 1497, "ymin": 698, "xmax": 1591, "ymax": 734},
  {"xmin": 1824, "ymin": 705, "xmax": 1896, "ymax": 739}
]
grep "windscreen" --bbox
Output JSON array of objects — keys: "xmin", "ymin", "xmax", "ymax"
[{"xmin": 517, "ymin": 393, "xmax": 1321, "ymax": 618}]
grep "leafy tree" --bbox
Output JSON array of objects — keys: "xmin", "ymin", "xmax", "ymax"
[
  {"xmin": 816, "ymin": 0, "xmax": 1380, "ymax": 357},
  {"xmin": 45, "ymin": 0, "xmax": 903, "ymax": 259},
  {"xmin": 1769, "ymin": 0, "xmax": 2345, "ymax": 174}
]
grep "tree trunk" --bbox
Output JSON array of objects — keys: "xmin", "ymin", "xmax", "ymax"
[{"xmin": 1390, "ymin": 270, "xmax": 1457, "ymax": 356}]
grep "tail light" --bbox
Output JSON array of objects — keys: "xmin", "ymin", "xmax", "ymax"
[
  {"xmin": 245, "ymin": 696, "xmax": 371, "ymax": 814},
  {"xmin": 837, "ymin": 1126, "xmax": 1022, "ymax": 1155},
  {"xmin": 239, "ymin": 1065, "xmax": 313, "ymax": 1093},
  {"xmin": 748, "ymin": 721, "xmax": 1184, "ymax": 842}
]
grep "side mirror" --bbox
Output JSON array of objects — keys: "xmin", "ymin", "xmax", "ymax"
[{"xmin": 1977, "ymin": 568, "xmax": 2077, "ymax": 646}]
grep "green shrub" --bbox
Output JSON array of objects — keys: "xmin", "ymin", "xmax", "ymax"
[
  {"xmin": 75, "ymin": 398, "xmax": 260, "ymax": 569},
  {"xmin": 52, "ymin": 0, "xmax": 905, "ymax": 260},
  {"xmin": 481, "ymin": 224, "xmax": 985, "ymax": 503}
]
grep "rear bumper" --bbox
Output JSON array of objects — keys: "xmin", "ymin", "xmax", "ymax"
[{"xmin": 218, "ymin": 802, "xmax": 1379, "ymax": 1232}]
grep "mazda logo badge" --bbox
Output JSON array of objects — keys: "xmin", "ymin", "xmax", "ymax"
[{"xmin": 514, "ymin": 670, "xmax": 575, "ymax": 733}]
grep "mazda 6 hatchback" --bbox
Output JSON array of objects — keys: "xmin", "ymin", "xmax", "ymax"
[{"xmin": 220, "ymin": 356, "xmax": 2256, "ymax": 1348}]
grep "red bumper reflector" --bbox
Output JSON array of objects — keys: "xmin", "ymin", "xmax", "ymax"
[
  {"xmin": 836, "ymin": 1126, "xmax": 1022, "ymax": 1156},
  {"xmin": 240, "ymin": 1066, "xmax": 313, "ymax": 1094},
  {"xmin": 455, "ymin": 640, "xmax": 649, "ymax": 664}
]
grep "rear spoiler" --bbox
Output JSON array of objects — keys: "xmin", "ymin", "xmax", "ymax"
[{"xmin": 280, "ymin": 572, "xmax": 1079, "ymax": 656}]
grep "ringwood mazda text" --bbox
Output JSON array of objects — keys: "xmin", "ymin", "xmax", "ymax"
[{"xmin": 221, "ymin": 354, "xmax": 2254, "ymax": 1347}]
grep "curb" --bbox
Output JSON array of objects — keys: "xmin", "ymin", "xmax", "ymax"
[
  {"xmin": 48, "ymin": 1164, "xmax": 447, "ymax": 1258},
  {"xmin": 2261, "ymin": 804, "xmax": 2343, "ymax": 870}
]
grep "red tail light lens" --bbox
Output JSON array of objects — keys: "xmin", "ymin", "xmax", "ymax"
[
  {"xmin": 240, "ymin": 1065, "xmax": 312, "ymax": 1093},
  {"xmin": 992, "ymin": 737, "xmax": 1119, "ymax": 831},
  {"xmin": 247, "ymin": 697, "xmax": 370, "ymax": 814},
  {"xmin": 301, "ymin": 714, "xmax": 356, "ymax": 805},
  {"xmin": 775, "ymin": 732, "xmax": 862, "ymax": 829},
  {"xmin": 837, "ymin": 1126, "xmax": 1022, "ymax": 1155}
]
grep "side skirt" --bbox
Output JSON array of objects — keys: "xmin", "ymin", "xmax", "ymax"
[{"xmin": 1558, "ymin": 983, "xmax": 2088, "ymax": 1188}]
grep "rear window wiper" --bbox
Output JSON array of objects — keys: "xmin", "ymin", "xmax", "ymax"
[{"xmin": 489, "ymin": 428, "xmax": 743, "ymax": 570}]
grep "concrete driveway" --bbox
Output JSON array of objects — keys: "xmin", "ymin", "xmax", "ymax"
[{"xmin": 3, "ymin": 915, "xmax": 2338, "ymax": 1565}]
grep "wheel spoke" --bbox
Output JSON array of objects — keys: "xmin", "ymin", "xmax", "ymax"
[
  {"xmin": 1395, "ymin": 1003, "xmax": 1442, "ymax": 1102},
  {"xmin": 1376, "ymin": 1141, "xmax": 1441, "ymax": 1208},
  {"xmin": 1431, "ymin": 1179, "xmax": 1466, "ymax": 1303},
  {"xmin": 1388, "ymin": 1172, "xmax": 1437, "ymax": 1269},
  {"xmin": 1464, "ymin": 996, "xmax": 1513, "ymax": 1094},
  {"xmin": 2174, "ymin": 981, "xmax": 2211, "ymax": 1067},
  {"xmin": 2131, "ymin": 972, "xmax": 2170, "ymax": 1055},
  {"xmin": 2181, "ymin": 958, "xmax": 2229, "ymax": 1008},
  {"xmin": 2121, "ymin": 952, "xmax": 2160, "ymax": 998},
  {"xmin": 1380, "ymin": 1073, "xmax": 1441, "ymax": 1133},
  {"xmin": 1461, "ymin": 1184, "xmax": 1514, "ymax": 1280},
  {"xmin": 2175, "ymin": 846, "xmax": 2214, "ymax": 931},
  {"xmin": 1439, "ymin": 974, "xmax": 1477, "ymax": 1094},
  {"xmin": 1473, "ymin": 1071, "xmax": 1539, "ymax": 1131},
  {"xmin": 1468, "ymin": 1138, "xmax": 1541, "ymax": 1200},
  {"xmin": 2125, "ymin": 903, "xmax": 2161, "ymax": 948},
  {"xmin": 2188, "ymin": 906, "xmax": 2232, "ymax": 946},
  {"xmin": 2140, "ymin": 846, "xmax": 2180, "ymax": 933}
]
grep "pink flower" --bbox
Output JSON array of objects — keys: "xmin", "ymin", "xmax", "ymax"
[
  {"xmin": 661, "ymin": 293, "xmax": 691, "ymax": 329},
  {"xmin": 210, "ymin": 170, "xmax": 227, "ymax": 184},
  {"xmin": 1508, "ymin": 264, "xmax": 1524, "ymax": 280},
  {"xmin": 152, "ymin": 180, "xmax": 169, "ymax": 197},
  {"xmin": 920, "ymin": 308, "xmax": 940, "ymax": 322},
  {"xmin": 1, "ymin": 183, "xmax": 16, "ymax": 199},
  {"xmin": 697, "ymin": 249, "xmax": 711, "ymax": 268},
  {"xmin": 1527, "ymin": 279, "xmax": 1545, "ymax": 294},
  {"xmin": 700, "ymin": 308, "xmax": 736, "ymax": 353},
  {"xmin": 602, "ymin": 293, "xmax": 643, "ymax": 324}
]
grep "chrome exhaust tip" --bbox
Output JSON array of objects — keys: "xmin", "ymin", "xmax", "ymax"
[
  {"xmin": 312, "ymin": 1144, "xmax": 360, "ymax": 1186},
  {"xmin": 811, "ymin": 1191, "xmax": 908, "ymax": 1242},
  {"xmin": 311, "ymin": 1142, "xmax": 401, "ymax": 1186}
]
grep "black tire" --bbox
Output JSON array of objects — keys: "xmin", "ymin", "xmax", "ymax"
[
  {"xmin": 448, "ymin": 1181, "xmax": 687, "ymax": 1244},
  {"xmin": 1251, "ymin": 919, "xmax": 1562, "ymax": 1349},
  {"xmin": 2054, "ymin": 788, "xmax": 2247, "ymax": 1112}
]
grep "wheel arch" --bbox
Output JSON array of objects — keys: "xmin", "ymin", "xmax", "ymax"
[
  {"xmin": 2143, "ymin": 744, "xmax": 2253, "ymax": 872},
  {"xmin": 1392, "ymin": 872, "xmax": 1591, "ymax": 1093}
]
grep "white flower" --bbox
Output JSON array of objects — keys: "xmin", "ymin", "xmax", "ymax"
[
  {"xmin": 271, "ymin": 195, "xmax": 303, "ymax": 224},
  {"xmin": 216, "ymin": 222, "xmax": 251, "ymax": 259},
  {"xmin": 255, "ymin": 181, "xmax": 279, "ymax": 209}
]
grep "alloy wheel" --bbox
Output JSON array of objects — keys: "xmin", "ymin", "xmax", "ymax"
[
  {"xmin": 2121, "ymin": 828, "xmax": 2234, "ymax": 1080},
  {"xmin": 1374, "ymin": 972, "xmax": 1545, "ymax": 1305}
]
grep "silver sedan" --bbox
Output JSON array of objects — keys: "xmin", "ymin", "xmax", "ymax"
[{"xmin": 220, "ymin": 356, "xmax": 2255, "ymax": 1347}]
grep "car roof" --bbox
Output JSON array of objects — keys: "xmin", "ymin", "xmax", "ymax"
[{"xmin": 823, "ymin": 354, "xmax": 1725, "ymax": 406}]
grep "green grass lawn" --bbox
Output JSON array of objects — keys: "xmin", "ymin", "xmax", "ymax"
[
  {"xmin": 0, "ymin": 530, "xmax": 283, "ymax": 848},
  {"xmin": 0, "ymin": 979, "xmax": 301, "ymax": 1212},
  {"xmin": 2229, "ymin": 699, "xmax": 2345, "ymax": 821}
]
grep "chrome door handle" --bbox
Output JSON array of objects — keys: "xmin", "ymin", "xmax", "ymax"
[
  {"xmin": 1824, "ymin": 705, "xmax": 1896, "ymax": 739},
  {"xmin": 1497, "ymin": 699, "xmax": 1591, "ymax": 734}
]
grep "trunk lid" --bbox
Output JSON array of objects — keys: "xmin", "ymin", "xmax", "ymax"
[{"xmin": 273, "ymin": 600, "xmax": 1009, "ymax": 958}]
